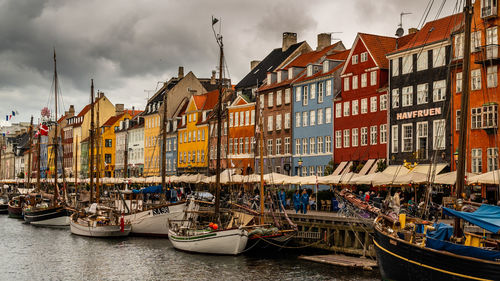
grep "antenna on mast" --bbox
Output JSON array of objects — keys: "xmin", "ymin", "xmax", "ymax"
[{"xmin": 396, "ymin": 12, "xmax": 412, "ymax": 37}]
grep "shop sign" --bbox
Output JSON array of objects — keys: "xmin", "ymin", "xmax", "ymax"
[{"xmin": 396, "ymin": 107, "xmax": 442, "ymax": 120}]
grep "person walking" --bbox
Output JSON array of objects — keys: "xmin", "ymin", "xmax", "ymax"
[
  {"xmin": 293, "ymin": 190, "xmax": 301, "ymax": 213},
  {"xmin": 300, "ymin": 189, "xmax": 309, "ymax": 214},
  {"xmin": 278, "ymin": 188, "xmax": 287, "ymax": 211}
]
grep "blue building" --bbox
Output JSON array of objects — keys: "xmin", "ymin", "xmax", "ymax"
[{"xmin": 292, "ymin": 52, "xmax": 348, "ymax": 178}]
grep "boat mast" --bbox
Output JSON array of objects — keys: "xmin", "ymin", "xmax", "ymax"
[
  {"xmin": 89, "ymin": 80, "xmax": 95, "ymax": 204},
  {"xmin": 454, "ymin": 0, "xmax": 473, "ymax": 239},
  {"xmin": 27, "ymin": 116, "xmax": 33, "ymax": 189},
  {"xmin": 53, "ymin": 50, "xmax": 59, "ymax": 204},
  {"xmin": 75, "ymin": 135, "xmax": 78, "ymax": 195},
  {"xmin": 213, "ymin": 17, "xmax": 223, "ymax": 217},
  {"xmin": 36, "ymin": 129, "xmax": 41, "ymax": 191},
  {"xmin": 161, "ymin": 87, "xmax": 168, "ymax": 202},
  {"xmin": 259, "ymin": 102, "xmax": 265, "ymax": 225},
  {"xmin": 96, "ymin": 94, "xmax": 101, "ymax": 203}
]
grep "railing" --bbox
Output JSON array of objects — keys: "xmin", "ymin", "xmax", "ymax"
[
  {"xmin": 474, "ymin": 44, "xmax": 500, "ymax": 64},
  {"xmin": 481, "ymin": 5, "xmax": 498, "ymax": 19}
]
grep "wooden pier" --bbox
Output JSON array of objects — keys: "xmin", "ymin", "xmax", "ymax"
[{"xmin": 299, "ymin": 254, "xmax": 378, "ymax": 270}]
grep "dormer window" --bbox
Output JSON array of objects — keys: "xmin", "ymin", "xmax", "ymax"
[
  {"xmin": 277, "ymin": 71, "xmax": 282, "ymax": 83},
  {"xmin": 267, "ymin": 73, "xmax": 272, "ymax": 85},
  {"xmin": 323, "ymin": 61, "xmax": 329, "ymax": 73},
  {"xmin": 202, "ymin": 111, "xmax": 206, "ymax": 122},
  {"xmin": 307, "ymin": 65, "xmax": 313, "ymax": 76},
  {"xmin": 182, "ymin": 115, "xmax": 186, "ymax": 126},
  {"xmin": 288, "ymin": 68, "xmax": 293, "ymax": 79}
]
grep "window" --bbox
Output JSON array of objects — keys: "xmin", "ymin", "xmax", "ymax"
[
  {"xmin": 284, "ymin": 137, "xmax": 290, "ymax": 154},
  {"xmin": 284, "ymin": 113, "xmax": 291, "ymax": 129},
  {"xmin": 487, "ymin": 66, "xmax": 498, "ymax": 88},
  {"xmin": 335, "ymin": 103, "xmax": 342, "ymax": 118},
  {"xmin": 335, "ymin": 130, "xmax": 342, "ymax": 148},
  {"xmin": 326, "ymin": 80, "xmax": 332, "ymax": 96},
  {"xmin": 380, "ymin": 124, "xmax": 387, "ymax": 144},
  {"xmin": 302, "ymin": 86, "xmax": 308, "ymax": 106},
  {"xmin": 105, "ymin": 154, "xmax": 112, "ymax": 164},
  {"xmin": 267, "ymin": 115, "xmax": 273, "ymax": 131},
  {"xmin": 392, "ymin": 58, "xmax": 399, "ymax": 77},
  {"xmin": 402, "ymin": 124, "xmax": 413, "ymax": 152},
  {"xmin": 352, "ymin": 100, "xmax": 359, "ymax": 115},
  {"xmin": 361, "ymin": 127, "xmax": 368, "ymax": 146},
  {"xmin": 250, "ymin": 137, "xmax": 255, "ymax": 153},
  {"xmin": 472, "ymin": 31, "xmax": 482, "ymax": 51},
  {"xmin": 310, "ymin": 137, "xmax": 316, "ymax": 154},
  {"xmin": 105, "ymin": 139, "xmax": 112, "ymax": 147},
  {"xmin": 471, "ymin": 148, "xmax": 482, "ymax": 173},
  {"xmin": 472, "ymin": 107, "xmax": 482, "ymax": 129},
  {"xmin": 302, "ymin": 111, "xmax": 308, "ymax": 127},
  {"xmin": 344, "ymin": 77, "xmax": 350, "ymax": 91},
  {"xmin": 370, "ymin": 126, "xmax": 377, "ymax": 145},
  {"xmin": 391, "ymin": 125, "xmax": 399, "ymax": 153},
  {"xmin": 417, "ymin": 50, "xmax": 428, "ymax": 71},
  {"xmin": 482, "ymin": 104, "xmax": 498, "ymax": 128},
  {"xmin": 285, "ymin": 88, "xmax": 291, "ymax": 104},
  {"xmin": 456, "ymin": 72, "xmax": 462, "ymax": 93},
  {"xmin": 416, "ymin": 121, "xmax": 428, "ymax": 159},
  {"xmin": 352, "ymin": 128, "xmax": 358, "ymax": 147},
  {"xmin": 456, "ymin": 110, "xmax": 461, "ymax": 131},
  {"xmin": 471, "ymin": 69, "xmax": 482, "ymax": 90},
  {"xmin": 276, "ymin": 114, "xmax": 282, "ymax": 130},
  {"xmin": 251, "ymin": 110, "xmax": 255, "ymax": 125},
  {"xmin": 402, "ymin": 54, "xmax": 413, "ymax": 74},
  {"xmin": 307, "ymin": 65, "xmax": 313, "ymax": 76},
  {"xmin": 361, "ymin": 73, "xmax": 367, "ymax": 88},
  {"xmin": 352, "ymin": 54, "xmax": 358, "ymax": 64},
  {"xmin": 433, "ymin": 46, "xmax": 446, "ymax": 67},
  {"xmin": 352, "ymin": 75, "xmax": 358, "ymax": 89},
  {"xmin": 309, "ymin": 166, "xmax": 315, "ymax": 176},
  {"xmin": 486, "ymin": 27, "xmax": 498, "ymax": 59},
  {"xmin": 417, "ymin": 83, "xmax": 428, "ymax": 104},
  {"xmin": 361, "ymin": 98, "xmax": 368, "ymax": 114},
  {"xmin": 295, "ymin": 87, "xmax": 302, "ymax": 102},
  {"xmin": 402, "ymin": 86, "xmax": 413, "ymax": 106},
  {"xmin": 370, "ymin": 71, "xmax": 377, "ymax": 86},
  {"xmin": 326, "ymin": 108, "xmax": 332, "ymax": 123},
  {"xmin": 343, "ymin": 129, "xmax": 350, "ymax": 148},
  {"xmin": 276, "ymin": 138, "xmax": 282, "ymax": 155},
  {"xmin": 343, "ymin": 102, "xmax": 350, "ymax": 116},
  {"xmin": 268, "ymin": 92, "xmax": 274, "ymax": 107},
  {"xmin": 454, "ymin": 33, "xmax": 464, "ymax": 59},
  {"xmin": 323, "ymin": 60, "xmax": 329, "ymax": 73},
  {"xmin": 302, "ymin": 138, "xmax": 308, "ymax": 154},
  {"xmin": 234, "ymin": 139, "xmax": 238, "ymax": 155},
  {"xmin": 295, "ymin": 139, "xmax": 301, "ymax": 155},
  {"xmin": 392, "ymin": 89, "xmax": 400, "ymax": 108},
  {"xmin": 325, "ymin": 136, "xmax": 332, "ymax": 153},
  {"xmin": 433, "ymin": 80, "xmax": 446, "ymax": 102},
  {"xmin": 244, "ymin": 137, "xmax": 249, "ymax": 154},
  {"xmin": 188, "ymin": 114, "xmax": 191, "ymax": 123},
  {"xmin": 267, "ymin": 139, "xmax": 273, "ymax": 155},
  {"xmin": 317, "ymin": 137, "xmax": 324, "ymax": 153},
  {"xmin": 487, "ymin": 147, "xmax": 499, "ymax": 171},
  {"xmin": 235, "ymin": 112, "xmax": 239, "ymax": 127},
  {"xmin": 317, "ymin": 166, "xmax": 323, "ymax": 177},
  {"xmin": 302, "ymin": 166, "xmax": 307, "ymax": 176},
  {"xmin": 244, "ymin": 111, "xmax": 250, "ymax": 126},
  {"xmin": 318, "ymin": 82, "xmax": 324, "ymax": 103},
  {"xmin": 370, "ymin": 96, "xmax": 377, "ymax": 112},
  {"xmin": 310, "ymin": 110, "xmax": 316, "ymax": 126},
  {"xmin": 380, "ymin": 94, "xmax": 387, "ymax": 110},
  {"xmin": 276, "ymin": 90, "xmax": 282, "ymax": 106},
  {"xmin": 295, "ymin": 112, "xmax": 301, "ymax": 127},
  {"xmin": 202, "ymin": 130, "xmax": 205, "ymax": 141},
  {"xmin": 361, "ymin": 52, "xmax": 368, "ymax": 62},
  {"xmin": 310, "ymin": 84, "xmax": 316, "ymax": 99}
]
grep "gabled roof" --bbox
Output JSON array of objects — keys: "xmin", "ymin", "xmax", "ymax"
[
  {"xmin": 229, "ymin": 93, "xmax": 254, "ymax": 108},
  {"xmin": 235, "ymin": 41, "xmax": 306, "ymax": 90},
  {"xmin": 76, "ymin": 96, "xmax": 104, "ymax": 117},
  {"xmin": 293, "ymin": 61, "xmax": 346, "ymax": 84},
  {"xmin": 390, "ymin": 13, "xmax": 463, "ymax": 54},
  {"xmin": 102, "ymin": 113, "xmax": 125, "ymax": 127}
]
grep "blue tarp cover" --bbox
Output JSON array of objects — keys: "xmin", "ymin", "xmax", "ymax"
[
  {"xmin": 427, "ymin": 223, "xmax": 453, "ymax": 241},
  {"xmin": 426, "ymin": 237, "xmax": 500, "ymax": 261},
  {"xmin": 442, "ymin": 205, "xmax": 500, "ymax": 234},
  {"xmin": 132, "ymin": 185, "xmax": 163, "ymax": 194}
]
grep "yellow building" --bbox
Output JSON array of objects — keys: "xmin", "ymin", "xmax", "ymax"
[{"xmin": 177, "ymin": 90, "xmax": 220, "ymax": 174}]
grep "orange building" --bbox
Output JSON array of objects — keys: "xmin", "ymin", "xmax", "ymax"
[{"xmin": 451, "ymin": 0, "xmax": 499, "ymax": 180}]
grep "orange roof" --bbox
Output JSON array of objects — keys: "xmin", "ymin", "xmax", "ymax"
[
  {"xmin": 394, "ymin": 13, "xmax": 463, "ymax": 52},
  {"xmin": 358, "ymin": 33, "xmax": 398, "ymax": 69},
  {"xmin": 282, "ymin": 42, "xmax": 343, "ymax": 70},
  {"xmin": 326, "ymin": 49, "xmax": 350, "ymax": 60},
  {"xmin": 76, "ymin": 96, "xmax": 103, "ymax": 117},
  {"xmin": 103, "ymin": 114, "xmax": 124, "ymax": 127}
]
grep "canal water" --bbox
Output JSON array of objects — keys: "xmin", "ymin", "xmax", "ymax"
[{"xmin": 0, "ymin": 216, "xmax": 379, "ymax": 281}]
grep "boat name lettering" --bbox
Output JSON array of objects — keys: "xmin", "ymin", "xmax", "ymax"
[
  {"xmin": 152, "ymin": 206, "xmax": 169, "ymax": 216},
  {"xmin": 396, "ymin": 107, "xmax": 441, "ymax": 120}
]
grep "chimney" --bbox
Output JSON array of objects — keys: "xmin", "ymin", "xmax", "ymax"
[
  {"xmin": 408, "ymin": 28, "xmax": 418, "ymax": 34},
  {"xmin": 69, "ymin": 105, "xmax": 75, "ymax": 117},
  {"xmin": 210, "ymin": 70, "xmax": 216, "ymax": 85},
  {"xmin": 115, "ymin": 104, "xmax": 124, "ymax": 115},
  {"xmin": 178, "ymin": 66, "xmax": 184, "ymax": 79},
  {"xmin": 132, "ymin": 106, "xmax": 135, "ymax": 116},
  {"xmin": 99, "ymin": 91, "xmax": 104, "ymax": 98},
  {"xmin": 317, "ymin": 33, "xmax": 331, "ymax": 51},
  {"xmin": 250, "ymin": 60, "xmax": 261, "ymax": 70},
  {"xmin": 282, "ymin": 32, "xmax": 297, "ymax": 52}
]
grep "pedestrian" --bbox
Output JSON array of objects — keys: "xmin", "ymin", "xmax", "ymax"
[
  {"xmin": 293, "ymin": 190, "xmax": 301, "ymax": 213},
  {"xmin": 393, "ymin": 191, "xmax": 401, "ymax": 214},
  {"xmin": 364, "ymin": 191, "xmax": 370, "ymax": 202},
  {"xmin": 170, "ymin": 187, "xmax": 178, "ymax": 203},
  {"xmin": 279, "ymin": 188, "xmax": 287, "ymax": 210},
  {"xmin": 301, "ymin": 189, "xmax": 309, "ymax": 214}
]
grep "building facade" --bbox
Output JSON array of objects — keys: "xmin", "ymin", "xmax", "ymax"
[{"xmin": 127, "ymin": 119, "xmax": 144, "ymax": 177}]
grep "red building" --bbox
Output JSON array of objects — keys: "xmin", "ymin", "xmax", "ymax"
[{"xmin": 335, "ymin": 33, "xmax": 409, "ymax": 173}]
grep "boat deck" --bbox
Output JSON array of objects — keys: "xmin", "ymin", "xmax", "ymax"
[{"xmin": 299, "ymin": 254, "xmax": 378, "ymax": 270}]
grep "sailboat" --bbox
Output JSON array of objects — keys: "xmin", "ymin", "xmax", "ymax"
[
  {"xmin": 168, "ymin": 17, "xmax": 248, "ymax": 255},
  {"xmin": 70, "ymin": 79, "xmax": 131, "ymax": 237},
  {"xmin": 23, "ymin": 52, "xmax": 70, "ymax": 226},
  {"xmin": 374, "ymin": 1, "xmax": 500, "ymax": 279}
]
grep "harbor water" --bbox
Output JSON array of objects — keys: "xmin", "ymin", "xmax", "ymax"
[{"xmin": 0, "ymin": 216, "xmax": 379, "ymax": 281}]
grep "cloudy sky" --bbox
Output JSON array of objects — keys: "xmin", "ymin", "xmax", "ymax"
[{"xmin": 0, "ymin": 0, "xmax": 459, "ymax": 126}]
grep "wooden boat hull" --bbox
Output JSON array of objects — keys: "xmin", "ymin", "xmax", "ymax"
[
  {"xmin": 169, "ymin": 228, "xmax": 248, "ymax": 255},
  {"xmin": 0, "ymin": 204, "xmax": 8, "ymax": 214},
  {"xmin": 125, "ymin": 203, "xmax": 186, "ymax": 237},
  {"xmin": 7, "ymin": 205, "xmax": 23, "ymax": 219},
  {"xmin": 373, "ymin": 220, "xmax": 500, "ymax": 281},
  {"xmin": 70, "ymin": 219, "xmax": 131, "ymax": 237},
  {"xmin": 23, "ymin": 206, "xmax": 70, "ymax": 226}
]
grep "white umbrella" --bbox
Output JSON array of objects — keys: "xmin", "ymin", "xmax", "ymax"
[{"xmin": 468, "ymin": 170, "xmax": 500, "ymax": 185}]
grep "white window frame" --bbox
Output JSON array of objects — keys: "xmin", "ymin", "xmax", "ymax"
[
  {"xmin": 471, "ymin": 69, "xmax": 482, "ymax": 90},
  {"xmin": 370, "ymin": 125, "xmax": 377, "ymax": 145},
  {"xmin": 343, "ymin": 129, "xmax": 350, "ymax": 148},
  {"xmin": 417, "ymin": 83, "xmax": 428, "ymax": 105},
  {"xmin": 361, "ymin": 98, "xmax": 368, "ymax": 114},
  {"xmin": 317, "ymin": 109, "xmax": 323, "ymax": 125},
  {"xmin": 402, "ymin": 124, "xmax": 413, "ymax": 152},
  {"xmin": 276, "ymin": 90, "xmax": 282, "ymax": 106},
  {"xmin": 295, "ymin": 112, "xmax": 301, "ymax": 128},
  {"xmin": 335, "ymin": 103, "xmax": 342, "ymax": 118},
  {"xmin": 325, "ymin": 136, "xmax": 332, "ymax": 153},
  {"xmin": 352, "ymin": 128, "xmax": 358, "ymax": 147},
  {"xmin": 361, "ymin": 127, "xmax": 368, "ymax": 146},
  {"xmin": 352, "ymin": 75, "xmax": 358, "ymax": 90},
  {"xmin": 361, "ymin": 73, "xmax": 367, "ymax": 88},
  {"xmin": 370, "ymin": 96, "xmax": 377, "ymax": 113},
  {"xmin": 344, "ymin": 77, "xmax": 350, "ymax": 91},
  {"xmin": 487, "ymin": 66, "xmax": 498, "ymax": 88},
  {"xmin": 352, "ymin": 100, "xmax": 359, "ymax": 115},
  {"xmin": 433, "ymin": 80, "xmax": 446, "ymax": 102},
  {"xmin": 335, "ymin": 131, "xmax": 342, "ymax": 148},
  {"xmin": 392, "ymin": 58, "xmax": 399, "ymax": 77},
  {"xmin": 326, "ymin": 108, "xmax": 332, "ymax": 123},
  {"xmin": 417, "ymin": 50, "xmax": 428, "ymax": 71},
  {"xmin": 343, "ymin": 102, "xmax": 350, "ymax": 117},
  {"xmin": 370, "ymin": 71, "xmax": 377, "ymax": 86},
  {"xmin": 391, "ymin": 125, "xmax": 399, "ymax": 153}
]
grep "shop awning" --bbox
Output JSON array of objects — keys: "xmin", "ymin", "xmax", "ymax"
[
  {"xmin": 358, "ymin": 159, "xmax": 376, "ymax": 175},
  {"xmin": 468, "ymin": 170, "xmax": 500, "ymax": 185},
  {"xmin": 332, "ymin": 161, "xmax": 348, "ymax": 176}
]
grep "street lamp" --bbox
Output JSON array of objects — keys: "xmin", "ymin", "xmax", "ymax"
[
  {"xmin": 297, "ymin": 157, "xmax": 303, "ymax": 176},
  {"xmin": 453, "ymin": 150, "xmax": 459, "ymax": 168}
]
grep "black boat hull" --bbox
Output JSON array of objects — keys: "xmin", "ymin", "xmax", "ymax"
[
  {"xmin": 0, "ymin": 204, "xmax": 8, "ymax": 214},
  {"xmin": 8, "ymin": 205, "xmax": 23, "ymax": 219},
  {"xmin": 373, "ymin": 225, "xmax": 500, "ymax": 281},
  {"xmin": 23, "ymin": 206, "xmax": 70, "ymax": 226}
]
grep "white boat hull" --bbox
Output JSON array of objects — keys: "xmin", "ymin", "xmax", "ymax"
[
  {"xmin": 168, "ymin": 228, "xmax": 248, "ymax": 255},
  {"xmin": 125, "ymin": 203, "xmax": 186, "ymax": 237},
  {"xmin": 70, "ymin": 220, "xmax": 131, "ymax": 237},
  {"xmin": 30, "ymin": 215, "xmax": 70, "ymax": 226}
]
